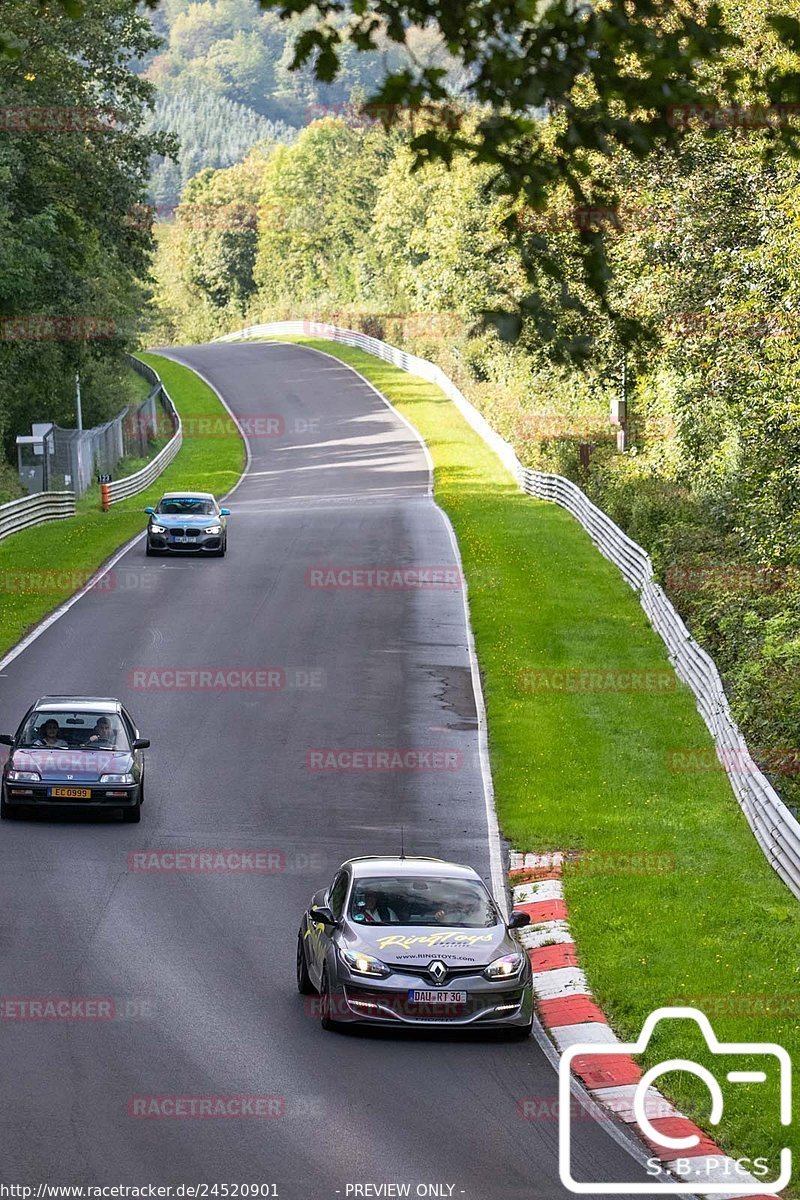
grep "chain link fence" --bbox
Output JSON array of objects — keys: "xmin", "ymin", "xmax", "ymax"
[
  {"xmin": 17, "ymin": 356, "xmax": 172, "ymax": 498},
  {"xmin": 7, "ymin": 356, "xmax": 181, "ymax": 538}
]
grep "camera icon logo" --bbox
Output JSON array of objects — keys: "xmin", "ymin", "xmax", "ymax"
[{"xmin": 558, "ymin": 1007, "xmax": 792, "ymax": 1194}]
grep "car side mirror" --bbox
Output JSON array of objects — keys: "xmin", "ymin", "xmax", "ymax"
[
  {"xmin": 133, "ymin": 738, "xmax": 150, "ymax": 750},
  {"xmin": 309, "ymin": 904, "xmax": 337, "ymax": 927},
  {"xmin": 0, "ymin": 734, "xmax": 13, "ymax": 747},
  {"xmin": 509, "ymin": 910, "xmax": 531, "ymax": 929},
  {"xmin": 219, "ymin": 508, "xmax": 231, "ymax": 517},
  {"xmin": 144, "ymin": 507, "xmax": 155, "ymax": 515}
]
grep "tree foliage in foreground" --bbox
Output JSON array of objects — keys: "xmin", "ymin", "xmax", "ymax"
[
  {"xmin": 17, "ymin": 0, "xmax": 800, "ymax": 353},
  {"xmin": 218, "ymin": 0, "xmax": 800, "ymax": 350}
]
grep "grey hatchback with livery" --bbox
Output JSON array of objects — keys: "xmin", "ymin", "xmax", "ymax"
[{"xmin": 297, "ymin": 855, "xmax": 533, "ymax": 1035}]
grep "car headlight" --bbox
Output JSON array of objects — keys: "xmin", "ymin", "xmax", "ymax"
[
  {"xmin": 483, "ymin": 952, "xmax": 524, "ymax": 980},
  {"xmin": 203, "ymin": 524, "xmax": 222, "ymax": 534},
  {"xmin": 340, "ymin": 949, "xmax": 391, "ymax": 979},
  {"xmin": 7, "ymin": 769, "xmax": 40, "ymax": 782},
  {"xmin": 149, "ymin": 524, "xmax": 166, "ymax": 534},
  {"xmin": 100, "ymin": 773, "xmax": 134, "ymax": 784}
]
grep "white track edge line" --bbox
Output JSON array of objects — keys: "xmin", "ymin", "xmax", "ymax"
[
  {"xmin": 0, "ymin": 352, "xmax": 251, "ymax": 676},
  {"xmin": 152, "ymin": 349, "xmax": 254, "ymax": 497},
  {"xmin": 530, "ymin": 1014, "xmax": 702, "ymax": 1196},
  {"xmin": 0, "ymin": 530, "xmax": 146, "ymax": 675}
]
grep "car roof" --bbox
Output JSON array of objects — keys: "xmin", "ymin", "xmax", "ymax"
[
  {"xmin": 159, "ymin": 491, "xmax": 216, "ymax": 500},
  {"xmin": 34, "ymin": 696, "xmax": 122, "ymax": 713},
  {"xmin": 344, "ymin": 856, "xmax": 481, "ymax": 881}
]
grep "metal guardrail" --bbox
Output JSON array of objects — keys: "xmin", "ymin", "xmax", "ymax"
[
  {"xmin": 216, "ymin": 319, "xmax": 800, "ymax": 901},
  {"xmin": 0, "ymin": 491, "xmax": 76, "ymax": 543},
  {"xmin": 103, "ymin": 361, "xmax": 182, "ymax": 506},
  {"xmin": 127, "ymin": 356, "xmax": 161, "ymax": 389}
]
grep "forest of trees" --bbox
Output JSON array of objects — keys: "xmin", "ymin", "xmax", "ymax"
[{"xmin": 150, "ymin": 0, "xmax": 800, "ymax": 815}]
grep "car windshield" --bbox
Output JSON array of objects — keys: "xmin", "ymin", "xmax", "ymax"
[
  {"xmin": 17, "ymin": 711, "xmax": 129, "ymax": 751},
  {"xmin": 349, "ymin": 876, "xmax": 499, "ymax": 928},
  {"xmin": 157, "ymin": 498, "xmax": 216, "ymax": 516}
]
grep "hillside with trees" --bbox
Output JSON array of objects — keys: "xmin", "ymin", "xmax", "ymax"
[
  {"xmin": 139, "ymin": 0, "xmax": 468, "ymax": 207},
  {"xmin": 148, "ymin": 79, "xmax": 296, "ymax": 209}
]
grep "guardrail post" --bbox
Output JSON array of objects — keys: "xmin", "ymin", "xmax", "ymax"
[{"xmin": 101, "ymin": 482, "xmax": 111, "ymax": 512}]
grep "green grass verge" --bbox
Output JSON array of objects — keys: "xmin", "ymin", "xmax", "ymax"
[
  {"xmin": 0, "ymin": 352, "xmax": 244, "ymax": 658},
  {"xmin": 284, "ymin": 337, "xmax": 799, "ymax": 1184}
]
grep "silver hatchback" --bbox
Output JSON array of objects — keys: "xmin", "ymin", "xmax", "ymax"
[{"xmin": 297, "ymin": 856, "xmax": 533, "ymax": 1036}]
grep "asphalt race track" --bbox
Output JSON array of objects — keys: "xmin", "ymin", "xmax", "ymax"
[{"xmin": 0, "ymin": 342, "xmax": 664, "ymax": 1198}]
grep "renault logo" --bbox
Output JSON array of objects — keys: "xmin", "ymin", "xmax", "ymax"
[{"xmin": 428, "ymin": 960, "xmax": 448, "ymax": 985}]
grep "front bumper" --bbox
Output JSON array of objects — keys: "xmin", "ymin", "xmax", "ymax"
[
  {"xmin": 148, "ymin": 531, "xmax": 222, "ymax": 553},
  {"xmin": 3, "ymin": 782, "xmax": 140, "ymax": 810},
  {"xmin": 328, "ymin": 968, "xmax": 533, "ymax": 1028}
]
